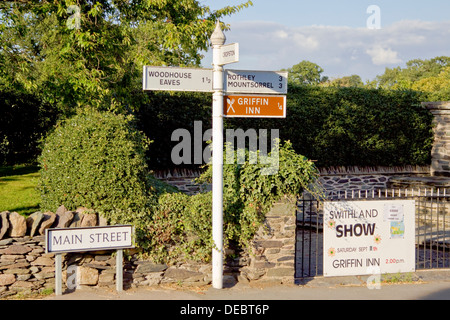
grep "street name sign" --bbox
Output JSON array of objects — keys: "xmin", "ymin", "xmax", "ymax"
[
  {"xmin": 224, "ymin": 70, "xmax": 288, "ymax": 94},
  {"xmin": 46, "ymin": 225, "xmax": 134, "ymax": 254},
  {"xmin": 218, "ymin": 43, "xmax": 239, "ymax": 65},
  {"xmin": 143, "ymin": 66, "xmax": 213, "ymax": 92},
  {"xmin": 224, "ymin": 94, "xmax": 286, "ymax": 118}
]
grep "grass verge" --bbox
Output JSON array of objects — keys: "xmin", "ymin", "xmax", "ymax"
[{"xmin": 0, "ymin": 165, "xmax": 40, "ymax": 216}]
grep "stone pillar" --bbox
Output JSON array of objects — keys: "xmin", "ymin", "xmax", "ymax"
[
  {"xmin": 240, "ymin": 197, "xmax": 297, "ymax": 284},
  {"xmin": 423, "ymin": 101, "xmax": 450, "ymax": 177}
]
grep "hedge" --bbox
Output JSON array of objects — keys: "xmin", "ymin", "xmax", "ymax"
[{"xmin": 138, "ymin": 85, "xmax": 433, "ymax": 169}]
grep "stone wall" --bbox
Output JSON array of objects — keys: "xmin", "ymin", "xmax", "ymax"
[
  {"xmin": 317, "ymin": 165, "xmax": 430, "ymax": 195},
  {"xmin": 0, "ymin": 199, "xmax": 297, "ymax": 297},
  {"xmin": 423, "ymin": 102, "xmax": 450, "ymax": 177},
  {"xmin": 155, "ymin": 166, "xmax": 431, "ymax": 198},
  {"xmin": 239, "ymin": 197, "xmax": 297, "ymax": 284},
  {"xmin": 153, "ymin": 168, "xmax": 208, "ymax": 195}
]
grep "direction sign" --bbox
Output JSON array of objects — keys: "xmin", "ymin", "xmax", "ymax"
[
  {"xmin": 224, "ymin": 94, "xmax": 286, "ymax": 118},
  {"xmin": 224, "ymin": 70, "xmax": 288, "ymax": 94},
  {"xmin": 143, "ymin": 66, "xmax": 213, "ymax": 92},
  {"xmin": 218, "ymin": 43, "xmax": 239, "ymax": 65}
]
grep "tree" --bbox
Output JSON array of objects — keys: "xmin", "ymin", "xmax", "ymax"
[
  {"xmin": 321, "ymin": 75, "xmax": 364, "ymax": 88},
  {"xmin": 373, "ymin": 56, "xmax": 450, "ymax": 99},
  {"xmin": 411, "ymin": 66, "xmax": 450, "ymax": 101},
  {"xmin": 0, "ymin": 0, "xmax": 253, "ymax": 116},
  {"xmin": 286, "ymin": 60, "xmax": 327, "ymax": 85}
]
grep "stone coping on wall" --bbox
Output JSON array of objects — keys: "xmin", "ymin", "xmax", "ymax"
[
  {"xmin": 153, "ymin": 165, "xmax": 431, "ymax": 179},
  {"xmin": 387, "ymin": 176, "xmax": 450, "ymax": 191}
]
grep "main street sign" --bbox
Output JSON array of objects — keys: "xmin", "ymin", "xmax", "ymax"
[
  {"xmin": 224, "ymin": 70, "xmax": 288, "ymax": 94},
  {"xmin": 46, "ymin": 225, "xmax": 134, "ymax": 253},
  {"xmin": 224, "ymin": 94, "xmax": 286, "ymax": 118},
  {"xmin": 143, "ymin": 66, "xmax": 213, "ymax": 92}
]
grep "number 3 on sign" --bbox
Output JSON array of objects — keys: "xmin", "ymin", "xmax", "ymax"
[{"xmin": 279, "ymin": 76, "xmax": 283, "ymax": 89}]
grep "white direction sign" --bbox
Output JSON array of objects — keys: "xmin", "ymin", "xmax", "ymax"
[
  {"xmin": 224, "ymin": 69, "xmax": 288, "ymax": 94},
  {"xmin": 218, "ymin": 43, "xmax": 239, "ymax": 65},
  {"xmin": 46, "ymin": 225, "xmax": 134, "ymax": 253},
  {"xmin": 143, "ymin": 66, "xmax": 213, "ymax": 92}
]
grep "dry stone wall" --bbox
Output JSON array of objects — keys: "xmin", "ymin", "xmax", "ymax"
[{"xmin": 0, "ymin": 199, "xmax": 297, "ymax": 297}]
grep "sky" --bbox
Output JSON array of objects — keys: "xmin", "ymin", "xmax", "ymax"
[{"xmin": 200, "ymin": 0, "xmax": 450, "ymax": 82}]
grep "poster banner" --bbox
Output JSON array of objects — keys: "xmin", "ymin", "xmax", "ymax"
[{"xmin": 323, "ymin": 200, "xmax": 415, "ymax": 277}]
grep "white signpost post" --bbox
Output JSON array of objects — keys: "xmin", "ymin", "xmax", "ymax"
[
  {"xmin": 46, "ymin": 225, "xmax": 134, "ymax": 295},
  {"xmin": 142, "ymin": 21, "xmax": 287, "ymax": 289}
]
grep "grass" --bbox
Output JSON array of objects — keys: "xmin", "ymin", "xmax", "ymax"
[{"xmin": 0, "ymin": 165, "xmax": 40, "ymax": 216}]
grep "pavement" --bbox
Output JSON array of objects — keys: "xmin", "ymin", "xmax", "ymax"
[
  {"xmin": 33, "ymin": 270, "xmax": 450, "ymax": 318},
  {"xmin": 42, "ymin": 269, "xmax": 450, "ymax": 301}
]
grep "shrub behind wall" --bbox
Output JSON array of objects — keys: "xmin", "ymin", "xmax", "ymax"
[{"xmin": 38, "ymin": 108, "xmax": 153, "ymax": 226}]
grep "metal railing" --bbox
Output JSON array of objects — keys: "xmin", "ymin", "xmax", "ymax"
[{"xmin": 295, "ymin": 188, "xmax": 450, "ymax": 278}]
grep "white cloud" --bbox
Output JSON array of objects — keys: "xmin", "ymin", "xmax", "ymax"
[
  {"xmin": 209, "ymin": 20, "xmax": 450, "ymax": 81},
  {"xmin": 365, "ymin": 45, "xmax": 402, "ymax": 65}
]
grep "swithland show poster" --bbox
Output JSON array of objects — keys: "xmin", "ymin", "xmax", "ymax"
[{"xmin": 323, "ymin": 200, "xmax": 415, "ymax": 277}]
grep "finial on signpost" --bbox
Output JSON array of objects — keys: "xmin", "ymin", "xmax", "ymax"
[{"xmin": 211, "ymin": 20, "xmax": 226, "ymax": 46}]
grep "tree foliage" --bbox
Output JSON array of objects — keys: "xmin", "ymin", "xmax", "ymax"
[
  {"xmin": 285, "ymin": 60, "xmax": 328, "ymax": 85},
  {"xmin": 369, "ymin": 56, "xmax": 450, "ymax": 101},
  {"xmin": 0, "ymin": 90, "xmax": 58, "ymax": 165},
  {"xmin": 322, "ymin": 74, "xmax": 364, "ymax": 88},
  {"xmin": 0, "ymin": 0, "xmax": 253, "ymax": 115}
]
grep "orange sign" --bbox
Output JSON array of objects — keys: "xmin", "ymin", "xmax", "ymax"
[{"xmin": 223, "ymin": 95, "xmax": 286, "ymax": 118}]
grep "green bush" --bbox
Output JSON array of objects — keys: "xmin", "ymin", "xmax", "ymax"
[
  {"xmin": 144, "ymin": 141, "xmax": 320, "ymax": 263},
  {"xmin": 38, "ymin": 108, "xmax": 153, "ymax": 225},
  {"xmin": 37, "ymin": 108, "xmax": 320, "ymax": 264},
  {"xmin": 145, "ymin": 191, "xmax": 213, "ymax": 263}
]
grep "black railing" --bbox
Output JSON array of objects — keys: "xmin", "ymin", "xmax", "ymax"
[{"xmin": 296, "ymin": 188, "xmax": 450, "ymax": 278}]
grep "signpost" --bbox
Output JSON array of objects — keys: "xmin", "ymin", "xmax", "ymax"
[
  {"xmin": 142, "ymin": 21, "xmax": 288, "ymax": 289},
  {"xmin": 46, "ymin": 225, "xmax": 134, "ymax": 295},
  {"xmin": 210, "ymin": 22, "xmax": 226, "ymax": 289},
  {"xmin": 323, "ymin": 200, "xmax": 415, "ymax": 277},
  {"xmin": 224, "ymin": 94, "xmax": 286, "ymax": 118}
]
